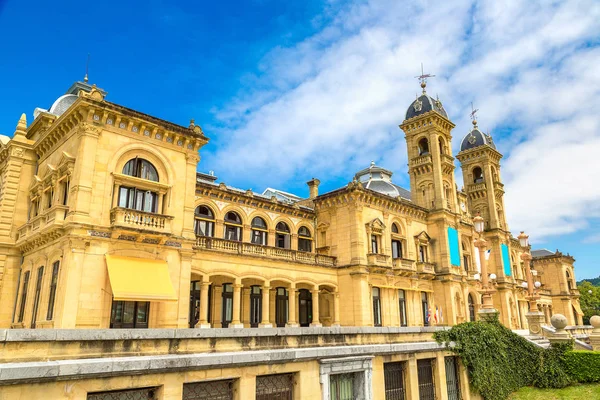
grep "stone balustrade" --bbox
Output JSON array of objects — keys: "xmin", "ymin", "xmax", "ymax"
[
  {"xmin": 409, "ymin": 154, "xmax": 432, "ymax": 167},
  {"xmin": 367, "ymin": 253, "xmax": 391, "ymax": 267},
  {"xmin": 194, "ymin": 236, "xmax": 337, "ymax": 267},
  {"xmin": 110, "ymin": 207, "xmax": 173, "ymax": 234},
  {"xmin": 16, "ymin": 205, "xmax": 69, "ymax": 242}
]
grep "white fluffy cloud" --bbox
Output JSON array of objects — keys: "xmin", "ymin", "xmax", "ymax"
[{"xmin": 204, "ymin": 0, "xmax": 600, "ymax": 241}]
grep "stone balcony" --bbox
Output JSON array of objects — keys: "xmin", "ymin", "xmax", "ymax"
[
  {"xmin": 392, "ymin": 258, "xmax": 417, "ymax": 276},
  {"xmin": 109, "ymin": 207, "xmax": 174, "ymax": 234},
  {"xmin": 416, "ymin": 262, "xmax": 436, "ymax": 279},
  {"xmin": 194, "ymin": 236, "xmax": 337, "ymax": 267},
  {"xmin": 409, "ymin": 154, "xmax": 432, "ymax": 168},
  {"xmin": 367, "ymin": 253, "xmax": 391, "ymax": 267},
  {"xmin": 16, "ymin": 205, "xmax": 69, "ymax": 243}
]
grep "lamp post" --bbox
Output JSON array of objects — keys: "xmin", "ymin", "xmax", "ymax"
[
  {"xmin": 518, "ymin": 231, "xmax": 545, "ymax": 334},
  {"xmin": 473, "ymin": 214, "xmax": 497, "ymax": 318}
]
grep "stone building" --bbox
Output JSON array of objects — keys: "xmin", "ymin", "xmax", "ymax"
[{"xmin": 0, "ymin": 78, "xmax": 583, "ymax": 399}]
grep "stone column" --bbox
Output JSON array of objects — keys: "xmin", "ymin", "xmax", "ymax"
[
  {"xmin": 260, "ymin": 284, "xmax": 272, "ymax": 328},
  {"xmin": 332, "ymin": 291, "xmax": 340, "ymax": 327},
  {"xmin": 434, "ymin": 354, "xmax": 449, "ymax": 400},
  {"xmin": 406, "ymin": 358, "xmax": 420, "ymax": 400},
  {"xmin": 196, "ymin": 280, "xmax": 211, "ymax": 328},
  {"xmin": 231, "ymin": 283, "xmax": 243, "ymax": 328},
  {"xmin": 286, "ymin": 284, "xmax": 298, "ymax": 327},
  {"xmin": 310, "ymin": 288, "xmax": 322, "ymax": 327}
]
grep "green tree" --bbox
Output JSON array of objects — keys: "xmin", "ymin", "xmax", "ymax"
[{"xmin": 578, "ymin": 281, "xmax": 600, "ymax": 324}]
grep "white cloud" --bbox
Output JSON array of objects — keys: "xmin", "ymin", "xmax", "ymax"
[{"xmin": 203, "ymin": 0, "xmax": 600, "ymax": 241}]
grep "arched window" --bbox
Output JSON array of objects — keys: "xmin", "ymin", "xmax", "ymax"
[
  {"xmin": 118, "ymin": 158, "xmax": 160, "ymax": 213},
  {"xmin": 122, "ymin": 158, "xmax": 159, "ymax": 181},
  {"xmin": 418, "ymin": 138, "xmax": 430, "ymax": 156},
  {"xmin": 391, "ymin": 223, "xmax": 399, "ymax": 234},
  {"xmin": 251, "ymin": 217, "xmax": 268, "ymax": 245},
  {"xmin": 224, "ymin": 211, "xmax": 242, "ymax": 241},
  {"xmin": 194, "ymin": 205, "xmax": 215, "ymax": 237},
  {"xmin": 372, "ymin": 287, "xmax": 382, "ymax": 327},
  {"xmin": 275, "ymin": 222, "xmax": 291, "ymax": 249},
  {"xmin": 473, "ymin": 167, "xmax": 484, "ymax": 183},
  {"xmin": 298, "ymin": 226, "xmax": 312, "ymax": 252},
  {"xmin": 566, "ymin": 270, "xmax": 573, "ymax": 291}
]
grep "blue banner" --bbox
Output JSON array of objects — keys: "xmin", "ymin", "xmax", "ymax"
[
  {"xmin": 447, "ymin": 227, "xmax": 461, "ymax": 267},
  {"xmin": 501, "ymin": 243, "xmax": 511, "ymax": 276}
]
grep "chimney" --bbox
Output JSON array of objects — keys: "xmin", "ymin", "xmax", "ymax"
[{"xmin": 307, "ymin": 178, "xmax": 320, "ymax": 199}]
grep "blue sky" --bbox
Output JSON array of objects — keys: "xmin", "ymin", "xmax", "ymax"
[{"xmin": 1, "ymin": 0, "xmax": 599, "ymax": 279}]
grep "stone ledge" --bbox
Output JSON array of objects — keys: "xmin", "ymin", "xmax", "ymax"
[
  {"xmin": 0, "ymin": 326, "xmax": 447, "ymax": 343},
  {"xmin": 0, "ymin": 341, "xmax": 445, "ymax": 384}
]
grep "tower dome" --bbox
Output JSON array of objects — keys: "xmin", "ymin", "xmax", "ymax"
[
  {"xmin": 460, "ymin": 120, "xmax": 496, "ymax": 152},
  {"xmin": 405, "ymin": 92, "xmax": 448, "ymax": 120},
  {"xmin": 48, "ymin": 94, "xmax": 78, "ymax": 117}
]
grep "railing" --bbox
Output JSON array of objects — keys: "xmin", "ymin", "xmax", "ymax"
[
  {"xmin": 441, "ymin": 154, "xmax": 454, "ymax": 164},
  {"xmin": 416, "ymin": 262, "xmax": 436, "ymax": 274},
  {"xmin": 467, "ymin": 182, "xmax": 486, "ymax": 192},
  {"xmin": 16, "ymin": 206, "xmax": 69, "ymax": 242},
  {"xmin": 409, "ymin": 154, "xmax": 432, "ymax": 167},
  {"xmin": 367, "ymin": 253, "xmax": 391, "ymax": 267},
  {"xmin": 392, "ymin": 258, "xmax": 416, "ymax": 273},
  {"xmin": 538, "ymin": 289, "xmax": 552, "ymax": 296},
  {"xmin": 110, "ymin": 207, "xmax": 173, "ymax": 233},
  {"xmin": 194, "ymin": 236, "xmax": 337, "ymax": 267}
]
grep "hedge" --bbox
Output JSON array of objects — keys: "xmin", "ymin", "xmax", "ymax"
[{"xmin": 563, "ymin": 351, "xmax": 600, "ymax": 383}]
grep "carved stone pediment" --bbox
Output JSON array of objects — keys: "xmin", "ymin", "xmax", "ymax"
[{"xmin": 365, "ymin": 218, "xmax": 386, "ymax": 234}]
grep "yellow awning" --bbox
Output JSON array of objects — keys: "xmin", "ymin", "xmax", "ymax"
[
  {"xmin": 105, "ymin": 255, "xmax": 177, "ymax": 302},
  {"xmin": 573, "ymin": 302, "xmax": 584, "ymax": 316}
]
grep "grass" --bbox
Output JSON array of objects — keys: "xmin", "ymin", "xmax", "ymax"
[{"xmin": 508, "ymin": 384, "xmax": 600, "ymax": 400}]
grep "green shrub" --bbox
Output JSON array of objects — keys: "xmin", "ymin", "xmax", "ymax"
[
  {"xmin": 563, "ymin": 351, "xmax": 600, "ymax": 383},
  {"xmin": 434, "ymin": 318, "xmax": 572, "ymax": 400}
]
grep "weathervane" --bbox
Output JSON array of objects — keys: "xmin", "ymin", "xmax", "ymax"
[
  {"xmin": 470, "ymin": 102, "xmax": 479, "ymax": 128},
  {"xmin": 415, "ymin": 63, "xmax": 435, "ymax": 93}
]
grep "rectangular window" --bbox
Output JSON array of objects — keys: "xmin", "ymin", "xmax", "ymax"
[
  {"xmin": 110, "ymin": 300, "xmax": 149, "ymax": 328},
  {"xmin": 11, "ymin": 270, "xmax": 22, "ymax": 323},
  {"xmin": 18, "ymin": 271, "xmax": 30, "ymax": 323},
  {"xmin": 252, "ymin": 230, "xmax": 267, "ymax": 245},
  {"xmin": 445, "ymin": 356, "xmax": 461, "ymax": 400},
  {"xmin": 330, "ymin": 373, "xmax": 355, "ymax": 400},
  {"xmin": 421, "ymin": 292, "xmax": 429, "ymax": 327},
  {"xmin": 398, "ymin": 290, "xmax": 407, "ymax": 327},
  {"xmin": 384, "ymin": 362, "xmax": 406, "ymax": 400},
  {"xmin": 372, "ymin": 287, "xmax": 382, "ymax": 327},
  {"xmin": 87, "ymin": 387, "xmax": 159, "ymax": 400},
  {"xmin": 298, "ymin": 238, "xmax": 312, "ymax": 252},
  {"xmin": 419, "ymin": 245, "xmax": 427, "ymax": 262},
  {"xmin": 417, "ymin": 359, "xmax": 435, "ymax": 400},
  {"xmin": 371, "ymin": 235, "xmax": 378, "ymax": 254},
  {"xmin": 195, "ymin": 219, "xmax": 214, "ymax": 237},
  {"xmin": 225, "ymin": 225, "xmax": 241, "ymax": 241},
  {"xmin": 62, "ymin": 178, "xmax": 70, "ymax": 206},
  {"xmin": 47, "ymin": 261, "xmax": 60, "ymax": 320},
  {"xmin": 118, "ymin": 187, "xmax": 157, "ymax": 213},
  {"xmin": 392, "ymin": 240, "xmax": 403, "ymax": 259},
  {"xmin": 183, "ymin": 380, "xmax": 233, "ymax": 400},
  {"xmin": 31, "ymin": 266, "xmax": 44, "ymax": 328},
  {"xmin": 256, "ymin": 373, "xmax": 294, "ymax": 400}
]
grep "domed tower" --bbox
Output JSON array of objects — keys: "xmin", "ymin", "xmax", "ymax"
[
  {"xmin": 456, "ymin": 118, "xmax": 508, "ymax": 231},
  {"xmin": 399, "ymin": 80, "xmax": 459, "ymax": 213}
]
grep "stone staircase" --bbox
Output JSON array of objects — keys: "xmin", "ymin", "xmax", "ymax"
[{"xmin": 513, "ymin": 329, "xmax": 551, "ymax": 349}]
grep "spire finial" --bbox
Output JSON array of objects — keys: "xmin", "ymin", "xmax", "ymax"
[
  {"xmin": 14, "ymin": 113, "xmax": 27, "ymax": 137},
  {"xmin": 415, "ymin": 63, "xmax": 435, "ymax": 94},
  {"xmin": 84, "ymin": 54, "xmax": 90, "ymax": 83},
  {"xmin": 470, "ymin": 102, "xmax": 479, "ymax": 128}
]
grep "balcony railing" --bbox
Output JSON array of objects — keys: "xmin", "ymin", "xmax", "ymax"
[
  {"xmin": 409, "ymin": 154, "xmax": 432, "ymax": 167},
  {"xmin": 367, "ymin": 253, "xmax": 390, "ymax": 267},
  {"xmin": 467, "ymin": 182, "xmax": 486, "ymax": 192},
  {"xmin": 194, "ymin": 236, "xmax": 337, "ymax": 267},
  {"xmin": 416, "ymin": 261, "xmax": 436, "ymax": 275},
  {"xmin": 16, "ymin": 205, "xmax": 69, "ymax": 242},
  {"xmin": 110, "ymin": 207, "xmax": 173, "ymax": 234},
  {"xmin": 392, "ymin": 258, "xmax": 416, "ymax": 275}
]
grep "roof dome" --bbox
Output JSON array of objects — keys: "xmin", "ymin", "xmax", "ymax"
[
  {"xmin": 460, "ymin": 123, "xmax": 496, "ymax": 152},
  {"xmin": 354, "ymin": 162, "xmax": 412, "ymax": 200},
  {"xmin": 49, "ymin": 94, "xmax": 78, "ymax": 116},
  {"xmin": 405, "ymin": 92, "xmax": 448, "ymax": 120}
]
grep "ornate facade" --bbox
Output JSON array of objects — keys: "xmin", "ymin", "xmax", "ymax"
[{"xmin": 0, "ymin": 78, "xmax": 583, "ymax": 399}]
